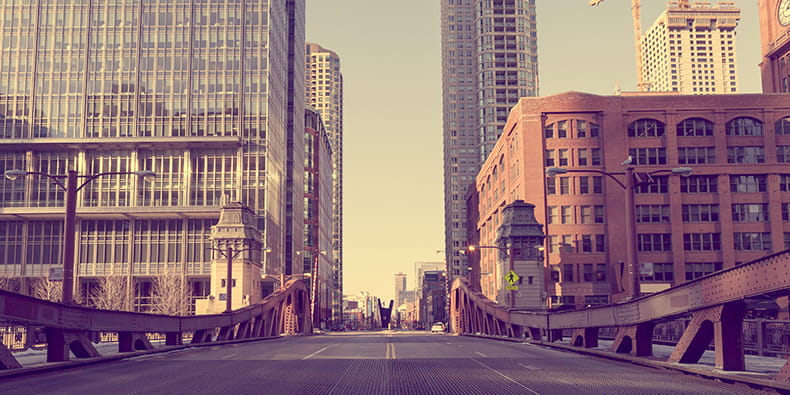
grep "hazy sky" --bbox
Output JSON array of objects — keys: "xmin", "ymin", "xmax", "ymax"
[{"xmin": 306, "ymin": 1, "xmax": 762, "ymax": 303}]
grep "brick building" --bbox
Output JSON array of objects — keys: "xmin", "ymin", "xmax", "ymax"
[{"xmin": 471, "ymin": 91, "xmax": 790, "ymax": 308}]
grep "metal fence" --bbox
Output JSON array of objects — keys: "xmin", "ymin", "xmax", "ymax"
[
  {"xmin": 589, "ymin": 319, "xmax": 790, "ymax": 357},
  {"xmin": 0, "ymin": 325, "xmax": 194, "ymax": 352}
]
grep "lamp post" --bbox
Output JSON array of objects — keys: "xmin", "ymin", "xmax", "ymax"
[
  {"xmin": 208, "ymin": 245, "xmax": 270, "ymax": 313},
  {"xmin": 4, "ymin": 169, "xmax": 155, "ymax": 304},
  {"xmin": 307, "ymin": 250, "xmax": 327, "ymax": 329},
  {"xmin": 545, "ymin": 163, "xmax": 692, "ymax": 300},
  {"xmin": 467, "ymin": 244, "xmax": 516, "ymax": 308}
]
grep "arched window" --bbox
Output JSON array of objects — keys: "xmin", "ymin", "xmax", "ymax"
[
  {"xmin": 776, "ymin": 116, "xmax": 790, "ymax": 135},
  {"xmin": 628, "ymin": 119, "xmax": 665, "ymax": 137},
  {"xmin": 726, "ymin": 117, "xmax": 763, "ymax": 136},
  {"xmin": 676, "ymin": 117, "xmax": 714, "ymax": 137}
]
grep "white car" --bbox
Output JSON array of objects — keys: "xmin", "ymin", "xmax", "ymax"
[{"xmin": 430, "ymin": 322, "xmax": 446, "ymax": 333}]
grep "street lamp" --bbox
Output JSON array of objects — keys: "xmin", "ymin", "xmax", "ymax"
[
  {"xmin": 545, "ymin": 162, "xmax": 691, "ymax": 300},
  {"xmin": 4, "ymin": 169, "xmax": 156, "ymax": 304},
  {"xmin": 467, "ymin": 244, "xmax": 518, "ymax": 308},
  {"xmin": 209, "ymin": 244, "xmax": 269, "ymax": 313},
  {"xmin": 306, "ymin": 250, "xmax": 328, "ymax": 329}
]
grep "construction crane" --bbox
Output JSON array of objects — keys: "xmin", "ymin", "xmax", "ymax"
[
  {"xmin": 589, "ymin": 0, "xmax": 646, "ymax": 90},
  {"xmin": 589, "ymin": 1, "xmax": 692, "ymax": 91}
]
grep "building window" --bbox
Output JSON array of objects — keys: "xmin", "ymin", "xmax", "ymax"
[
  {"xmin": 559, "ymin": 177, "xmax": 570, "ymax": 194},
  {"xmin": 578, "ymin": 176, "xmax": 603, "ymax": 194},
  {"xmin": 635, "ymin": 175, "xmax": 669, "ymax": 194},
  {"xmin": 683, "ymin": 233, "xmax": 721, "ymax": 251},
  {"xmin": 578, "ymin": 148, "xmax": 588, "ymax": 166},
  {"xmin": 547, "ymin": 206, "xmax": 558, "ymax": 224},
  {"xmin": 730, "ymin": 175, "xmax": 767, "ymax": 193},
  {"xmin": 781, "ymin": 175, "xmax": 790, "ymax": 192},
  {"xmin": 777, "ymin": 146, "xmax": 790, "ymax": 163},
  {"xmin": 544, "ymin": 123, "xmax": 554, "ymax": 138},
  {"xmin": 561, "ymin": 205, "xmax": 572, "ymax": 224},
  {"xmin": 732, "ymin": 203, "xmax": 768, "ymax": 222},
  {"xmin": 584, "ymin": 295, "xmax": 609, "ymax": 306},
  {"xmin": 638, "ymin": 233, "xmax": 672, "ymax": 252},
  {"xmin": 595, "ymin": 234, "xmax": 606, "ymax": 252},
  {"xmin": 581, "ymin": 236, "xmax": 593, "ymax": 253},
  {"xmin": 685, "ymin": 262, "xmax": 722, "ymax": 280},
  {"xmin": 783, "ymin": 203, "xmax": 790, "ymax": 221},
  {"xmin": 636, "ymin": 205, "xmax": 670, "ymax": 223},
  {"xmin": 546, "ymin": 177, "xmax": 556, "ymax": 195},
  {"xmin": 545, "ymin": 150, "xmax": 555, "ymax": 166},
  {"xmin": 676, "ymin": 117, "xmax": 714, "ymax": 136},
  {"xmin": 558, "ymin": 149, "xmax": 569, "ymax": 166},
  {"xmin": 776, "ymin": 116, "xmax": 790, "ymax": 135},
  {"xmin": 726, "ymin": 117, "xmax": 763, "ymax": 136},
  {"xmin": 682, "ymin": 204, "xmax": 719, "ymax": 222},
  {"xmin": 640, "ymin": 262, "xmax": 674, "ymax": 282},
  {"xmin": 550, "ymin": 295, "xmax": 575, "ymax": 305},
  {"xmin": 590, "ymin": 148, "xmax": 601, "ymax": 166},
  {"xmin": 557, "ymin": 120, "xmax": 568, "ymax": 138},
  {"xmin": 680, "ymin": 175, "xmax": 718, "ymax": 193},
  {"xmin": 628, "ymin": 119, "xmax": 665, "ymax": 137},
  {"xmin": 733, "ymin": 232, "xmax": 772, "ymax": 251},
  {"xmin": 629, "ymin": 148, "xmax": 667, "ymax": 165},
  {"xmin": 727, "ymin": 146, "xmax": 765, "ymax": 164},
  {"xmin": 678, "ymin": 147, "xmax": 716, "ymax": 164},
  {"xmin": 562, "ymin": 264, "xmax": 574, "ymax": 282}
]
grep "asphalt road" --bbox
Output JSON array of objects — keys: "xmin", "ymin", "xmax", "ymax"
[{"xmin": 0, "ymin": 331, "xmax": 776, "ymax": 394}]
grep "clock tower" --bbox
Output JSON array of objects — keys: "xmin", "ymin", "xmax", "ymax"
[{"xmin": 759, "ymin": 0, "xmax": 790, "ymax": 92}]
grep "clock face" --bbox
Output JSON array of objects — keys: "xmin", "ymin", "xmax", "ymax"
[{"xmin": 780, "ymin": 0, "xmax": 790, "ymax": 26}]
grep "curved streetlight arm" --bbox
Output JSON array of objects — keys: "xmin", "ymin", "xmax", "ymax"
[
  {"xmin": 4, "ymin": 170, "xmax": 67, "ymax": 190},
  {"xmin": 545, "ymin": 167, "xmax": 626, "ymax": 189},
  {"xmin": 76, "ymin": 170, "xmax": 156, "ymax": 192}
]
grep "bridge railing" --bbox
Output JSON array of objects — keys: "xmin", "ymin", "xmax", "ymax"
[
  {"xmin": 450, "ymin": 249, "xmax": 790, "ymax": 382},
  {"xmin": 0, "ymin": 279, "xmax": 312, "ymax": 369}
]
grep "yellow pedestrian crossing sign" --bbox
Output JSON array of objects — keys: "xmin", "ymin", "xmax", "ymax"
[{"xmin": 505, "ymin": 270, "xmax": 520, "ymax": 286}]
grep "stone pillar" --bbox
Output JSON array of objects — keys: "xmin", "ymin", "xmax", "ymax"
[
  {"xmin": 196, "ymin": 201, "xmax": 264, "ymax": 315},
  {"xmin": 495, "ymin": 200, "xmax": 546, "ymax": 310}
]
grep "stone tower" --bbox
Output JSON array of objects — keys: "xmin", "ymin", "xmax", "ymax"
[{"xmin": 495, "ymin": 200, "xmax": 546, "ymax": 309}]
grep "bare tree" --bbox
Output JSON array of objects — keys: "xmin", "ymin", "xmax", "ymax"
[
  {"xmin": 0, "ymin": 277, "xmax": 19, "ymax": 293},
  {"xmin": 150, "ymin": 275, "xmax": 192, "ymax": 316},
  {"xmin": 91, "ymin": 276, "xmax": 130, "ymax": 311},
  {"xmin": 30, "ymin": 277, "xmax": 62, "ymax": 303}
]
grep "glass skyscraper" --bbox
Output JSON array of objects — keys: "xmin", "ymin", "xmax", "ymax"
[
  {"xmin": 0, "ymin": 0, "xmax": 305, "ymax": 311},
  {"xmin": 441, "ymin": 0, "xmax": 539, "ymax": 281}
]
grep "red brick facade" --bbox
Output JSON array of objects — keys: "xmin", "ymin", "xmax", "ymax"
[{"xmin": 473, "ymin": 91, "xmax": 790, "ymax": 308}]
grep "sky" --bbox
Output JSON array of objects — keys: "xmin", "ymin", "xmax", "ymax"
[{"xmin": 305, "ymin": 0, "xmax": 763, "ymax": 303}]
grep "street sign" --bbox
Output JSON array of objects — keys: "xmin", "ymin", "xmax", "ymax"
[
  {"xmin": 505, "ymin": 285, "xmax": 519, "ymax": 291},
  {"xmin": 48, "ymin": 267, "xmax": 63, "ymax": 282},
  {"xmin": 504, "ymin": 270, "xmax": 520, "ymax": 286}
]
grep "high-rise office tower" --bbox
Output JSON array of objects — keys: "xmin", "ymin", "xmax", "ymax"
[
  {"xmin": 305, "ymin": 42, "xmax": 343, "ymax": 324},
  {"xmin": 304, "ymin": 108, "xmax": 334, "ymax": 327},
  {"xmin": 394, "ymin": 272, "xmax": 407, "ymax": 307},
  {"xmin": 641, "ymin": 2, "xmax": 741, "ymax": 94},
  {"xmin": 0, "ymin": 0, "xmax": 306, "ymax": 311},
  {"xmin": 441, "ymin": 0, "xmax": 539, "ymax": 282}
]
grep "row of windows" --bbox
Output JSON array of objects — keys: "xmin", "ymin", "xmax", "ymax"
[
  {"xmin": 547, "ymin": 145, "xmax": 790, "ymax": 168},
  {"xmin": 636, "ymin": 203, "xmax": 787, "ymax": 223},
  {"xmin": 546, "ymin": 234, "xmax": 606, "ymax": 254},
  {"xmin": 547, "ymin": 174, "xmax": 789, "ymax": 196},
  {"xmin": 546, "ymin": 117, "xmax": 790, "ymax": 139},
  {"xmin": 637, "ymin": 232, "xmax": 774, "ymax": 252}
]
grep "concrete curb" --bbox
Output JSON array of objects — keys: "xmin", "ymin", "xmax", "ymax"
[{"xmin": 464, "ymin": 334, "xmax": 790, "ymax": 393}]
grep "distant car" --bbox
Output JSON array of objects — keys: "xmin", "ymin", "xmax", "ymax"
[{"xmin": 430, "ymin": 322, "xmax": 446, "ymax": 334}]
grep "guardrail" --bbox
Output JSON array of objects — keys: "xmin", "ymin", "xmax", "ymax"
[
  {"xmin": 0, "ymin": 279, "xmax": 312, "ymax": 369},
  {"xmin": 450, "ymin": 249, "xmax": 790, "ymax": 382}
]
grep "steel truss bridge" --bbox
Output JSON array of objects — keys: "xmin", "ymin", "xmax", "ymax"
[
  {"xmin": 0, "ymin": 279, "xmax": 311, "ymax": 369},
  {"xmin": 451, "ymin": 250, "xmax": 790, "ymax": 383}
]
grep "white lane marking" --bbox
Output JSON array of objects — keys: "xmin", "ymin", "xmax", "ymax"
[
  {"xmin": 386, "ymin": 342, "xmax": 397, "ymax": 359},
  {"xmin": 475, "ymin": 351, "xmax": 488, "ymax": 357},
  {"xmin": 472, "ymin": 359, "xmax": 541, "ymax": 395},
  {"xmin": 220, "ymin": 353, "xmax": 238, "ymax": 360},
  {"xmin": 517, "ymin": 363, "xmax": 541, "ymax": 371},
  {"xmin": 303, "ymin": 344, "xmax": 336, "ymax": 360}
]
